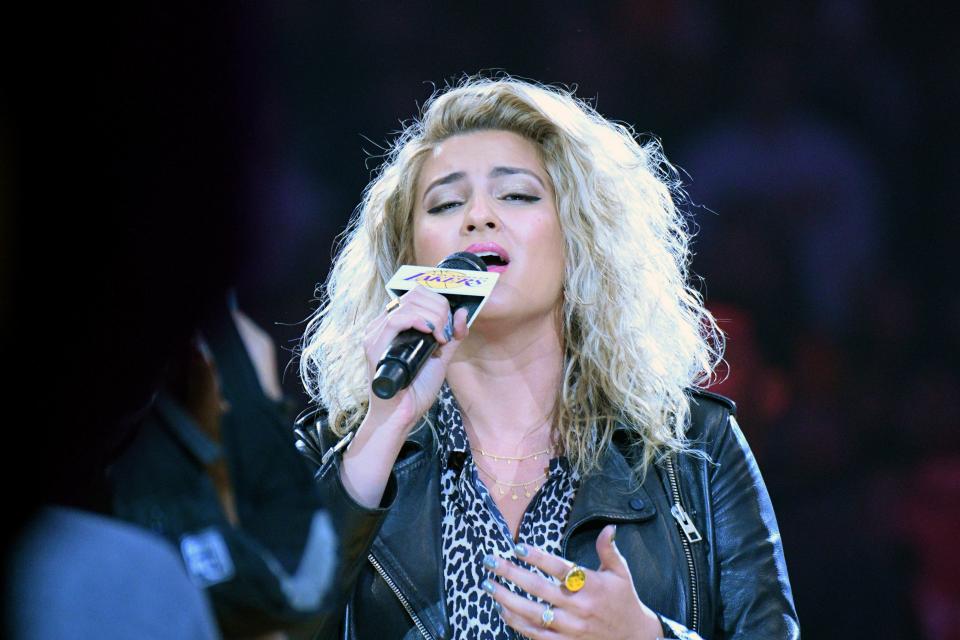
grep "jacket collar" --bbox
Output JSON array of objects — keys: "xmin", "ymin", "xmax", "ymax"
[
  {"xmin": 563, "ymin": 428, "xmax": 658, "ymax": 551},
  {"xmin": 398, "ymin": 417, "xmax": 660, "ymax": 527}
]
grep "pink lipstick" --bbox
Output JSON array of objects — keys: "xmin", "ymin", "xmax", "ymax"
[{"xmin": 465, "ymin": 242, "xmax": 510, "ymax": 273}]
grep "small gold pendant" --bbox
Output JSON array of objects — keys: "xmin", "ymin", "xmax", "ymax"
[{"xmin": 511, "ymin": 493, "xmax": 518, "ymax": 500}]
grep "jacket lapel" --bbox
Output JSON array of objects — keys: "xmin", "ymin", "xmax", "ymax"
[
  {"xmin": 564, "ymin": 438, "xmax": 658, "ymax": 552},
  {"xmin": 563, "ymin": 437, "xmax": 692, "ymax": 626}
]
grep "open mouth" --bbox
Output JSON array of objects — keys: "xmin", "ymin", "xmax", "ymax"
[
  {"xmin": 465, "ymin": 243, "xmax": 511, "ymax": 272},
  {"xmin": 476, "ymin": 252, "xmax": 509, "ymax": 269}
]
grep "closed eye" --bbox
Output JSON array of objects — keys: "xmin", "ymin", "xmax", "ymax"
[
  {"xmin": 426, "ymin": 201, "xmax": 462, "ymax": 214},
  {"xmin": 502, "ymin": 193, "xmax": 541, "ymax": 203}
]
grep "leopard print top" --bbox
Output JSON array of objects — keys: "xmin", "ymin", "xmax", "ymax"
[{"xmin": 436, "ymin": 383, "xmax": 579, "ymax": 639}]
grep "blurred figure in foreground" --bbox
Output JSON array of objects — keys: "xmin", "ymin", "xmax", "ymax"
[
  {"xmin": 109, "ymin": 296, "xmax": 334, "ymax": 638},
  {"xmin": 3, "ymin": 4, "xmax": 336, "ymax": 638}
]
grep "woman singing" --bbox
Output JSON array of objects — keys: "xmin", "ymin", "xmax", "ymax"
[{"xmin": 297, "ymin": 76, "xmax": 799, "ymax": 639}]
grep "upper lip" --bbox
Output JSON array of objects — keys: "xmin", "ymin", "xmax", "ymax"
[{"xmin": 464, "ymin": 242, "xmax": 510, "ymax": 264}]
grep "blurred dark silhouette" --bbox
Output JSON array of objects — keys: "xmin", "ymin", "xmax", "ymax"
[
  {"xmin": 108, "ymin": 296, "xmax": 333, "ymax": 638},
  {"xmin": 3, "ymin": 4, "xmax": 275, "ymax": 638}
]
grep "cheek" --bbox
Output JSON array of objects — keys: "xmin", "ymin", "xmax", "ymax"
[
  {"xmin": 531, "ymin": 215, "xmax": 565, "ymax": 273},
  {"xmin": 412, "ymin": 219, "xmax": 443, "ymax": 265},
  {"xmin": 519, "ymin": 215, "xmax": 565, "ymax": 302}
]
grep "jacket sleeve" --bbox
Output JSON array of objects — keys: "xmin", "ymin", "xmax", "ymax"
[
  {"xmin": 294, "ymin": 414, "xmax": 398, "ymax": 639},
  {"xmin": 707, "ymin": 413, "xmax": 800, "ymax": 639},
  {"xmin": 654, "ymin": 409, "xmax": 799, "ymax": 640},
  {"xmin": 657, "ymin": 614, "xmax": 705, "ymax": 639}
]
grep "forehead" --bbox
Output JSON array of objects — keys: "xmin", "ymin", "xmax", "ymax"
[{"xmin": 416, "ymin": 130, "xmax": 548, "ymax": 192}]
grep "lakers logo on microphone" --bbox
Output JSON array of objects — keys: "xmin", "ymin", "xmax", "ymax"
[{"xmin": 402, "ymin": 269, "xmax": 489, "ymax": 289}]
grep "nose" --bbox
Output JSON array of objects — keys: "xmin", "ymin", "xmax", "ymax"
[{"xmin": 461, "ymin": 195, "xmax": 499, "ymax": 234}]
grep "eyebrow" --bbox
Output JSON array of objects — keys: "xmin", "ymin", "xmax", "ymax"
[
  {"xmin": 422, "ymin": 166, "xmax": 546, "ymax": 201},
  {"xmin": 423, "ymin": 171, "xmax": 466, "ymax": 199}
]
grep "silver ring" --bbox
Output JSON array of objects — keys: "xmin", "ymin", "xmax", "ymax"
[{"xmin": 540, "ymin": 604, "xmax": 555, "ymax": 628}]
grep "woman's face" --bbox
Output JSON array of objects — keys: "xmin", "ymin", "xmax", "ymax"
[{"xmin": 412, "ymin": 130, "xmax": 564, "ymax": 327}]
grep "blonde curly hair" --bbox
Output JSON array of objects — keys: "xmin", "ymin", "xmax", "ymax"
[{"xmin": 300, "ymin": 75, "xmax": 724, "ymax": 478}]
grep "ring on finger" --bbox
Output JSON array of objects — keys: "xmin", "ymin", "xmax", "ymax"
[
  {"xmin": 385, "ymin": 298, "xmax": 401, "ymax": 314},
  {"xmin": 562, "ymin": 565, "xmax": 587, "ymax": 593},
  {"xmin": 540, "ymin": 604, "xmax": 555, "ymax": 628}
]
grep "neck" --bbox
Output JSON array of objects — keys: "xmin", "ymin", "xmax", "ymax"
[{"xmin": 447, "ymin": 313, "xmax": 564, "ymax": 453}]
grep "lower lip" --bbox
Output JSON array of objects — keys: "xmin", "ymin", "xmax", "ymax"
[{"xmin": 487, "ymin": 264, "xmax": 508, "ymax": 273}]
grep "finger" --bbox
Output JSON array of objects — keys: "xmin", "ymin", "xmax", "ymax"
[
  {"xmin": 365, "ymin": 311, "xmax": 439, "ymax": 362},
  {"xmin": 401, "ymin": 296, "xmax": 456, "ymax": 344},
  {"xmin": 483, "ymin": 580, "xmax": 565, "ymax": 639},
  {"xmin": 451, "ymin": 305, "xmax": 470, "ymax": 340},
  {"xmin": 401, "ymin": 287, "xmax": 460, "ymax": 341},
  {"xmin": 512, "ymin": 543, "xmax": 585, "ymax": 586},
  {"xmin": 596, "ymin": 524, "xmax": 630, "ymax": 579},
  {"xmin": 485, "ymin": 554, "xmax": 569, "ymax": 608},
  {"xmin": 382, "ymin": 306, "xmax": 448, "ymax": 346},
  {"xmin": 496, "ymin": 604, "xmax": 564, "ymax": 640},
  {"xmin": 433, "ymin": 307, "xmax": 471, "ymax": 363},
  {"xmin": 362, "ymin": 301, "xmax": 412, "ymax": 349},
  {"xmin": 402, "ymin": 285, "xmax": 454, "ymax": 319}
]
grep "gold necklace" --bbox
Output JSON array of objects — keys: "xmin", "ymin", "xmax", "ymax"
[
  {"xmin": 473, "ymin": 458, "xmax": 548, "ymax": 501},
  {"xmin": 473, "ymin": 446, "xmax": 550, "ymax": 464}
]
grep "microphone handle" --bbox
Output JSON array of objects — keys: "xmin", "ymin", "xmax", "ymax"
[{"xmin": 371, "ymin": 328, "xmax": 438, "ymax": 400}]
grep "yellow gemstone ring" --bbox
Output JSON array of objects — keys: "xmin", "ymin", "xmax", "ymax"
[{"xmin": 563, "ymin": 564, "xmax": 587, "ymax": 592}]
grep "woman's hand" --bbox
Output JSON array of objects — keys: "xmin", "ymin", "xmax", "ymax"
[
  {"xmin": 339, "ymin": 286, "xmax": 469, "ymax": 508},
  {"xmin": 361, "ymin": 286, "xmax": 469, "ymax": 431},
  {"xmin": 484, "ymin": 525, "xmax": 663, "ymax": 640}
]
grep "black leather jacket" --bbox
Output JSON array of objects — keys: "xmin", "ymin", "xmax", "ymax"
[{"xmin": 294, "ymin": 389, "xmax": 799, "ymax": 639}]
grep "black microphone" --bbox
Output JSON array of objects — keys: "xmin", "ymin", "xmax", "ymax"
[{"xmin": 371, "ymin": 251, "xmax": 487, "ymax": 399}]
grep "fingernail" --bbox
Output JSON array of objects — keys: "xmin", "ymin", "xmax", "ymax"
[
  {"xmin": 425, "ymin": 320, "xmax": 436, "ymax": 332},
  {"xmin": 443, "ymin": 310, "xmax": 454, "ymax": 341},
  {"xmin": 611, "ymin": 525, "xmax": 618, "ymax": 544},
  {"xmin": 483, "ymin": 554, "xmax": 498, "ymax": 569},
  {"xmin": 493, "ymin": 602, "xmax": 502, "ymax": 614},
  {"xmin": 481, "ymin": 579, "xmax": 496, "ymax": 594},
  {"xmin": 513, "ymin": 543, "xmax": 528, "ymax": 557}
]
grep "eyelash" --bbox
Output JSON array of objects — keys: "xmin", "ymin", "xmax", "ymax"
[{"xmin": 426, "ymin": 193, "xmax": 541, "ymax": 215}]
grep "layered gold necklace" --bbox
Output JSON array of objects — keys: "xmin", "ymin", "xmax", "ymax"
[{"xmin": 472, "ymin": 447, "xmax": 551, "ymax": 501}]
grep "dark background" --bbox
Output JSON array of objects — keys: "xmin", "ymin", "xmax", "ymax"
[{"xmin": 7, "ymin": 2, "xmax": 958, "ymax": 638}]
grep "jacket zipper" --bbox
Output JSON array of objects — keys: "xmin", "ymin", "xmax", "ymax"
[
  {"xmin": 665, "ymin": 456, "xmax": 701, "ymax": 634},
  {"xmin": 367, "ymin": 554, "xmax": 435, "ymax": 640}
]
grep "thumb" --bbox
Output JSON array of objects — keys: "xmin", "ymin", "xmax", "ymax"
[
  {"xmin": 436, "ymin": 307, "xmax": 469, "ymax": 365},
  {"xmin": 596, "ymin": 524, "xmax": 630, "ymax": 579}
]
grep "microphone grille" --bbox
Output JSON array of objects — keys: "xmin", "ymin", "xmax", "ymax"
[{"xmin": 437, "ymin": 251, "xmax": 487, "ymax": 272}]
